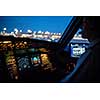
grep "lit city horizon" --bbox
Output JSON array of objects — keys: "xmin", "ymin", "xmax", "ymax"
[
  {"xmin": 0, "ymin": 16, "xmax": 89, "ymax": 43},
  {"xmin": 0, "ymin": 16, "xmax": 73, "ymax": 42}
]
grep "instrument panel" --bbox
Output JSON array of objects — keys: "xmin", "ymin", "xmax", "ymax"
[
  {"xmin": 0, "ymin": 36, "xmax": 76, "ymax": 82},
  {"xmin": 0, "ymin": 36, "xmax": 62, "ymax": 82}
]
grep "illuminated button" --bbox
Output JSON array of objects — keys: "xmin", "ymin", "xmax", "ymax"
[
  {"xmin": 15, "ymin": 76, "xmax": 18, "ymax": 80},
  {"xmin": 24, "ymin": 65, "xmax": 27, "ymax": 68},
  {"xmin": 19, "ymin": 68, "xmax": 21, "ymax": 71},
  {"xmin": 28, "ymin": 66, "xmax": 30, "ymax": 68},
  {"xmin": 24, "ymin": 42, "xmax": 27, "ymax": 44}
]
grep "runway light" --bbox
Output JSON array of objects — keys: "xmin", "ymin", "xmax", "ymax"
[
  {"xmin": 27, "ymin": 29, "xmax": 32, "ymax": 33},
  {"xmin": 14, "ymin": 28, "xmax": 18, "ymax": 33},
  {"xmin": 3, "ymin": 28, "xmax": 7, "ymax": 31}
]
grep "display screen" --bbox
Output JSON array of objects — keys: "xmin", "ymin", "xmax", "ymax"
[
  {"xmin": 15, "ymin": 49, "xmax": 27, "ymax": 54},
  {"xmin": 31, "ymin": 55, "xmax": 41, "ymax": 67},
  {"xmin": 28, "ymin": 48, "xmax": 39, "ymax": 53},
  {"xmin": 70, "ymin": 43, "xmax": 86, "ymax": 58},
  {"xmin": 17, "ymin": 56, "xmax": 30, "ymax": 71}
]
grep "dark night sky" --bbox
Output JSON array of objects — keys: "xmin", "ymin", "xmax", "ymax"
[{"xmin": 0, "ymin": 16, "xmax": 73, "ymax": 33}]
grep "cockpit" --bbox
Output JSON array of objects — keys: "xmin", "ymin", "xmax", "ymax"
[{"xmin": 0, "ymin": 16, "xmax": 90, "ymax": 82}]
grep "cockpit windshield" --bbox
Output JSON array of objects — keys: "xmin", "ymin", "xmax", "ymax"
[{"xmin": 0, "ymin": 16, "xmax": 73, "ymax": 42}]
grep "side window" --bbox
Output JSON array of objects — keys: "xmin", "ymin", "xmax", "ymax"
[
  {"xmin": 69, "ymin": 28, "xmax": 89, "ymax": 58},
  {"xmin": 64, "ymin": 28, "xmax": 90, "ymax": 74}
]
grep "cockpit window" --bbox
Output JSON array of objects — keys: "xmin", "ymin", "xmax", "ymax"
[{"xmin": 0, "ymin": 16, "xmax": 73, "ymax": 42}]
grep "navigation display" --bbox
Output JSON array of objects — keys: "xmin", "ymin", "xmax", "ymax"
[
  {"xmin": 17, "ymin": 56, "xmax": 30, "ymax": 70},
  {"xmin": 31, "ymin": 55, "xmax": 41, "ymax": 67}
]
